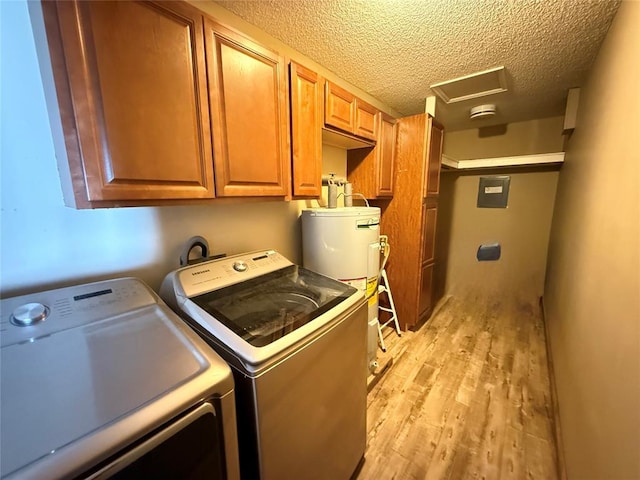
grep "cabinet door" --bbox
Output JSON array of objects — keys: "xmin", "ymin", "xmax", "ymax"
[
  {"xmin": 205, "ymin": 19, "xmax": 290, "ymax": 197},
  {"xmin": 325, "ymin": 81, "xmax": 355, "ymax": 133},
  {"xmin": 354, "ymin": 99, "xmax": 378, "ymax": 141},
  {"xmin": 376, "ymin": 113, "xmax": 397, "ymax": 197},
  {"xmin": 51, "ymin": 1, "xmax": 214, "ymax": 203},
  {"xmin": 290, "ymin": 62, "xmax": 323, "ymax": 197},
  {"xmin": 346, "ymin": 112, "xmax": 396, "ymax": 199},
  {"xmin": 421, "ymin": 203, "xmax": 438, "ymax": 264},
  {"xmin": 418, "ymin": 263, "xmax": 435, "ymax": 319},
  {"xmin": 425, "ymin": 118, "xmax": 444, "ymax": 197}
]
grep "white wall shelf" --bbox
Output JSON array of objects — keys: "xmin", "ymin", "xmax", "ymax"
[{"xmin": 441, "ymin": 152, "xmax": 564, "ymax": 170}]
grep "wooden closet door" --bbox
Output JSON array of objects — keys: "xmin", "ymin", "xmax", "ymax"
[
  {"xmin": 421, "ymin": 203, "xmax": 438, "ymax": 264},
  {"xmin": 418, "ymin": 263, "xmax": 435, "ymax": 319},
  {"xmin": 205, "ymin": 19, "xmax": 290, "ymax": 197},
  {"xmin": 55, "ymin": 1, "xmax": 214, "ymax": 201}
]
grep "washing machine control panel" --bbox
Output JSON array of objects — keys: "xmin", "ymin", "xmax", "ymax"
[{"xmin": 177, "ymin": 250, "xmax": 294, "ymax": 297}]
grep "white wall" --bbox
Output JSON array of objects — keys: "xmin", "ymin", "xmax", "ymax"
[
  {"xmin": 443, "ymin": 116, "xmax": 565, "ymax": 160},
  {"xmin": 437, "ymin": 170, "xmax": 558, "ymax": 301},
  {"xmin": 0, "ymin": 1, "xmax": 303, "ymax": 296},
  {"xmin": 544, "ymin": 1, "xmax": 640, "ymax": 478},
  {"xmin": 435, "ymin": 116, "xmax": 563, "ymax": 302}
]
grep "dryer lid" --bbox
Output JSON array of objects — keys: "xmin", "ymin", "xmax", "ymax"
[{"xmin": 0, "ymin": 278, "xmax": 227, "ymax": 479}]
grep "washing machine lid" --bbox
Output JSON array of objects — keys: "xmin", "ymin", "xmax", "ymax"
[{"xmin": 190, "ymin": 265, "xmax": 356, "ymax": 347}]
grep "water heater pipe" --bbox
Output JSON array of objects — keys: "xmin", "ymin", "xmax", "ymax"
[{"xmin": 321, "ymin": 174, "xmax": 347, "ymax": 185}]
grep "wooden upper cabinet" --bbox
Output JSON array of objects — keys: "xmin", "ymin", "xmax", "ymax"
[
  {"xmin": 325, "ymin": 81, "xmax": 356, "ymax": 133},
  {"xmin": 289, "ymin": 62, "xmax": 323, "ymax": 198},
  {"xmin": 205, "ymin": 19, "xmax": 290, "ymax": 197},
  {"xmin": 424, "ymin": 119, "xmax": 444, "ymax": 197},
  {"xmin": 324, "ymin": 80, "xmax": 379, "ymax": 141},
  {"xmin": 41, "ymin": 1, "xmax": 215, "ymax": 206},
  {"xmin": 376, "ymin": 113, "xmax": 397, "ymax": 196},
  {"xmin": 347, "ymin": 112, "xmax": 396, "ymax": 199},
  {"xmin": 354, "ymin": 99, "xmax": 378, "ymax": 141}
]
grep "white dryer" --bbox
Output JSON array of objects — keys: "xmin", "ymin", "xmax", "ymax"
[{"xmin": 0, "ymin": 278, "xmax": 240, "ymax": 480}]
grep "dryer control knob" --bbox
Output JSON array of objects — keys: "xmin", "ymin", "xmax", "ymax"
[
  {"xmin": 11, "ymin": 302, "xmax": 49, "ymax": 326},
  {"xmin": 233, "ymin": 261, "xmax": 248, "ymax": 272}
]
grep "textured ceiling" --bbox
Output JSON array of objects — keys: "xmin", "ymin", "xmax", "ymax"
[{"xmin": 213, "ymin": 0, "xmax": 621, "ymax": 131}]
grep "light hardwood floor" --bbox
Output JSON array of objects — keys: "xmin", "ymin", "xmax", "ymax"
[{"xmin": 357, "ymin": 294, "xmax": 559, "ymax": 480}]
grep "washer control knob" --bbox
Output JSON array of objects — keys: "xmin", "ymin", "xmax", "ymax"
[
  {"xmin": 11, "ymin": 303, "xmax": 49, "ymax": 326},
  {"xmin": 233, "ymin": 261, "xmax": 248, "ymax": 272}
]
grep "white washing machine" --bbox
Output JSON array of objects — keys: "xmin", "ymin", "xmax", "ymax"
[{"xmin": 160, "ymin": 250, "xmax": 367, "ymax": 480}]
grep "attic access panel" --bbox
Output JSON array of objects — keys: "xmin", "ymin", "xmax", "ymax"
[
  {"xmin": 477, "ymin": 176, "xmax": 510, "ymax": 208},
  {"xmin": 430, "ymin": 66, "xmax": 508, "ymax": 104}
]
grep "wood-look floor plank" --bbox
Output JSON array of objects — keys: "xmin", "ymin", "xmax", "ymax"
[
  {"xmin": 391, "ymin": 421, "xmax": 442, "ymax": 479},
  {"xmin": 422, "ymin": 401, "xmax": 468, "ymax": 479},
  {"xmin": 526, "ymin": 307, "xmax": 557, "ymax": 443},
  {"xmin": 357, "ymin": 295, "xmax": 558, "ymax": 480},
  {"xmin": 455, "ymin": 330, "xmax": 492, "ymax": 407},
  {"xmin": 455, "ymin": 298, "xmax": 517, "ymax": 479},
  {"xmin": 524, "ymin": 433, "xmax": 557, "ymax": 480},
  {"xmin": 499, "ymin": 425, "xmax": 526, "ymax": 480}
]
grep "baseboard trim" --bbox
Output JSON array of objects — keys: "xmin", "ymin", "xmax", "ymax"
[{"xmin": 539, "ymin": 296, "xmax": 568, "ymax": 480}]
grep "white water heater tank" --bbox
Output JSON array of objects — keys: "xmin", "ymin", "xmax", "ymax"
[
  {"xmin": 301, "ymin": 207, "xmax": 382, "ymax": 369},
  {"xmin": 301, "ymin": 207, "xmax": 381, "ymax": 292}
]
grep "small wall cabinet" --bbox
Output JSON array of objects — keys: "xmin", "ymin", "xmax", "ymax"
[
  {"xmin": 289, "ymin": 61, "xmax": 323, "ymax": 198},
  {"xmin": 378, "ymin": 113, "xmax": 444, "ymax": 330},
  {"xmin": 346, "ymin": 112, "xmax": 397, "ymax": 198},
  {"xmin": 354, "ymin": 99, "xmax": 378, "ymax": 141},
  {"xmin": 324, "ymin": 80, "xmax": 378, "ymax": 142}
]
